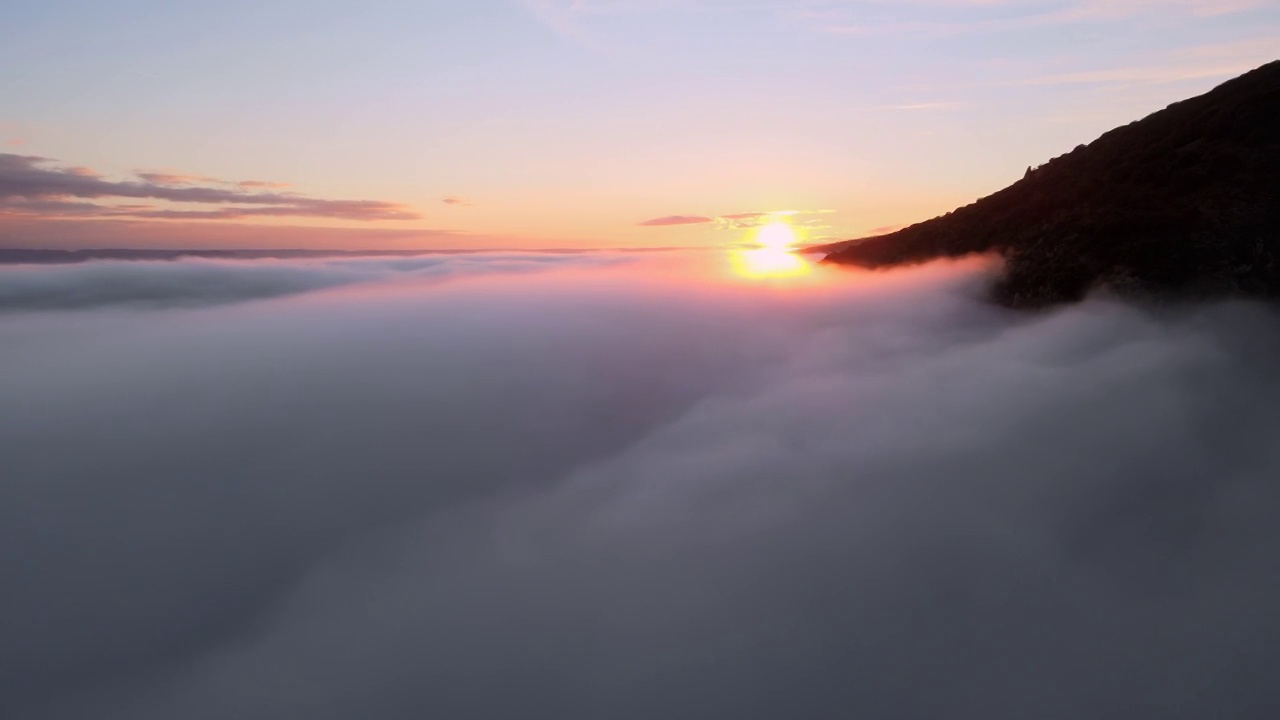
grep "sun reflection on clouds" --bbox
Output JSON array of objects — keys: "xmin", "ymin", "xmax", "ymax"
[{"xmin": 734, "ymin": 247, "xmax": 810, "ymax": 278}]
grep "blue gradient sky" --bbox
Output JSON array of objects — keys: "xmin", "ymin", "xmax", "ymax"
[{"xmin": 1, "ymin": 0, "xmax": 1277, "ymax": 249}]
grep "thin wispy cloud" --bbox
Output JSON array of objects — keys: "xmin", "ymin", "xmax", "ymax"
[
  {"xmin": 1007, "ymin": 61, "xmax": 1266, "ymax": 87},
  {"xmin": 638, "ymin": 215, "xmax": 715, "ymax": 226},
  {"xmin": 810, "ymin": 0, "xmax": 1268, "ymax": 38},
  {"xmin": 996, "ymin": 36, "xmax": 1280, "ymax": 89},
  {"xmin": 874, "ymin": 101, "xmax": 968, "ymax": 111},
  {"xmin": 1183, "ymin": 35, "xmax": 1280, "ymax": 59},
  {"xmin": 519, "ymin": 0, "xmax": 633, "ymax": 52},
  {"xmin": 237, "ymin": 180, "xmax": 292, "ymax": 190},
  {"xmin": 136, "ymin": 172, "xmax": 293, "ymax": 190},
  {"xmin": 520, "ymin": 0, "xmax": 728, "ymax": 53},
  {"xmin": 641, "ymin": 210, "xmax": 834, "ymax": 231},
  {"xmin": 135, "ymin": 171, "xmax": 223, "ymax": 186},
  {"xmin": 0, "ymin": 154, "xmax": 419, "ymax": 222}
]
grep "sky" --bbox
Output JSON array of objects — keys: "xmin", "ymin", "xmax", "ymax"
[{"xmin": 1, "ymin": 0, "xmax": 1278, "ymax": 249}]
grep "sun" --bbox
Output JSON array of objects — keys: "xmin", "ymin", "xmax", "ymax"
[
  {"xmin": 756, "ymin": 221, "xmax": 798, "ymax": 250},
  {"xmin": 732, "ymin": 219, "xmax": 809, "ymax": 278}
]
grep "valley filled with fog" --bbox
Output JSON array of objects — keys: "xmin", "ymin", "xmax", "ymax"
[{"xmin": 4, "ymin": 250, "xmax": 1280, "ymax": 719}]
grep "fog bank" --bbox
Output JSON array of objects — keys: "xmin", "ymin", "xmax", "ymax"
[{"xmin": 3, "ymin": 250, "xmax": 1280, "ymax": 719}]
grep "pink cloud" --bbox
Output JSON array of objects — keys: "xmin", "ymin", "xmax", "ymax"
[
  {"xmin": 640, "ymin": 210, "xmax": 832, "ymax": 230},
  {"xmin": 238, "ymin": 180, "xmax": 292, "ymax": 189},
  {"xmin": 137, "ymin": 172, "xmax": 292, "ymax": 190},
  {"xmin": 136, "ymin": 172, "xmax": 220, "ymax": 186},
  {"xmin": 638, "ymin": 215, "xmax": 714, "ymax": 227},
  {"xmin": 1, "ymin": 154, "xmax": 420, "ymax": 222}
]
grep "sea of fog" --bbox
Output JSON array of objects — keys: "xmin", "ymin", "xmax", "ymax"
[{"xmin": 3, "ymin": 249, "xmax": 1280, "ymax": 719}]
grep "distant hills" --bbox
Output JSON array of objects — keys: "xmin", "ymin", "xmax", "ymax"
[{"xmin": 823, "ymin": 60, "xmax": 1280, "ymax": 307}]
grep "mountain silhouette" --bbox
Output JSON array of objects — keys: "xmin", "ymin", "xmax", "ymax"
[{"xmin": 822, "ymin": 60, "xmax": 1280, "ymax": 307}]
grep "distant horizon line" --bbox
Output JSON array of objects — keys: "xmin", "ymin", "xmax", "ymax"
[
  {"xmin": 0, "ymin": 245, "xmax": 834, "ymax": 265},
  {"xmin": 0, "ymin": 246, "xmax": 702, "ymax": 264}
]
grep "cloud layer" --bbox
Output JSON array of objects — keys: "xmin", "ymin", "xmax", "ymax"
[
  {"xmin": 639, "ymin": 210, "xmax": 832, "ymax": 232},
  {"xmin": 638, "ymin": 214, "xmax": 714, "ymax": 226},
  {"xmin": 0, "ymin": 252, "xmax": 622, "ymax": 310},
  {"xmin": 4, "ymin": 251, "xmax": 1280, "ymax": 719},
  {"xmin": 0, "ymin": 154, "xmax": 418, "ymax": 221}
]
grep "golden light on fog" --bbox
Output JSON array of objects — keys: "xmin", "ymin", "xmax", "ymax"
[{"xmin": 737, "ymin": 247, "xmax": 808, "ymax": 277}]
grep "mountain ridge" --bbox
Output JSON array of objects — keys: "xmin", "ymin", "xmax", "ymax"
[{"xmin": 823, "ymin": 60, "xmax": 1280, "ymax": 307}]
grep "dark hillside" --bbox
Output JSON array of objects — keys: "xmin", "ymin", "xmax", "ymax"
[{"xmin": 824, "ymin": 60, "xmax": 1280, "ymax": 307}]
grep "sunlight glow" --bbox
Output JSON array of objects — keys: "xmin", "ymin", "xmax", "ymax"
[
  {"xmin": 756, "ymin": 221, "xmax": 798, "ymax": 250},
  {"xmin": 733, "ymin": 219, "xmax": 810, "ymax": 278},
  {"xmin": 736, "ymin": 247, "xmax": 810, "ymax": 277}
]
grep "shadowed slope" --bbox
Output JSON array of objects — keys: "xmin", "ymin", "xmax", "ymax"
[{"xmin": 824, "ymin": 60, "xmax": 1280, "ymax": 307}]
